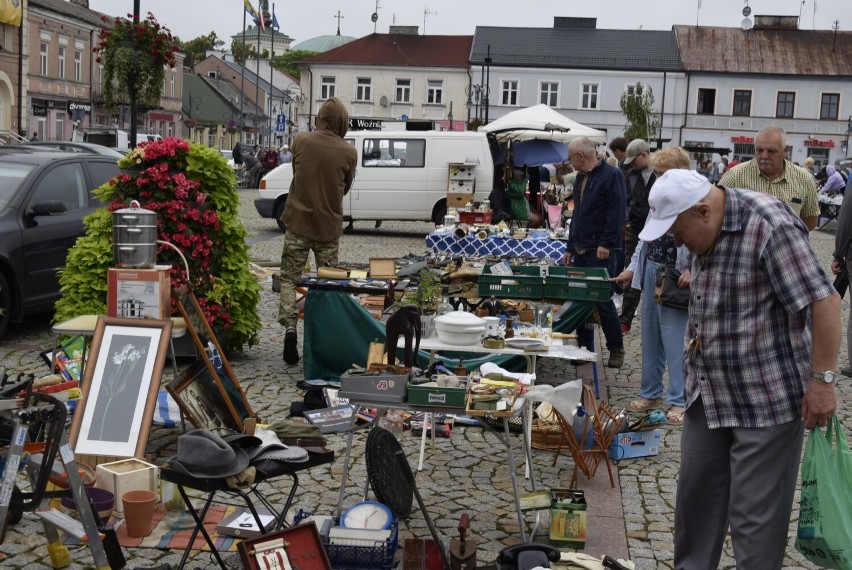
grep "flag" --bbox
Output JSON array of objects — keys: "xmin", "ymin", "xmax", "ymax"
[
  {"xmin": 0, "ymin": 0, "xmax": 23, "ymax": 26},
  {"xmin": 244, "ymin": 0, "xmax": 264, "ymax": 31},
  {"xmin": 272, "ymin": 12, "xmax": 280, "ymax": 30}
]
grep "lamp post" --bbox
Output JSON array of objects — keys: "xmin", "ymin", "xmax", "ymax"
[
  {"xmin": 447, "ymin": 101, "xmax": 454, "ymax": 131},
  {"xmin": 845, "ymin": 115, "xmax": 852, "ymax": 158}
]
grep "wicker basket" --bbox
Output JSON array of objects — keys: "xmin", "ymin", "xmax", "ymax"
[{"xmin": 530, "ymin": 418, "xmax": 565, "ymax": 451}]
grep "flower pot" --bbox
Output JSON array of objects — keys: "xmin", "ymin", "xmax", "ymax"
[{"xmin": 122, "ymin": 489, "xmax": 157, "ymax": 537}]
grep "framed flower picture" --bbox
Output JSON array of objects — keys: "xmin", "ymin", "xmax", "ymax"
[{"xmin": 69, "ymin": 317, "xmax": 172, "ymax": 458}]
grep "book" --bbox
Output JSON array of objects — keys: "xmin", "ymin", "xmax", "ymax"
[
  {"xmin": 304, "ymin": 405, "xmax": 357, "ymax": 434},
  {"xmin": 216, "ymin": 508, "xmax": 277, "ymax": 539}
]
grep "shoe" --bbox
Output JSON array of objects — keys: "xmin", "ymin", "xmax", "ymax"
[
  {"xmin": 607, "ymin": 348, "xmax": 625, "ymax": 368},
  {"xmin": 620, "ymin": 322, "xmax": 631, "ymax": 334},
  {"xmin": 283, "ymin": 329, "xmax": 300, "ymax": 364},
  {"xmin": 667, "ymin": 406, "xmax": 685, "ymax": 425},
  {"xmin": 626, "ymin": 397, "xmax": 662, "ymax": 412}
]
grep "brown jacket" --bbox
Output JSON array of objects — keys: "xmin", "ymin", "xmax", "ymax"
[{"xmin": 282, "ymin": 97, "xmax": 357, "ymax": 242}]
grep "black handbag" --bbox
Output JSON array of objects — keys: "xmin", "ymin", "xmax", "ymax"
[{"xmin": 654, "ymin": 266, "xmax": 690, "ymax": 310}]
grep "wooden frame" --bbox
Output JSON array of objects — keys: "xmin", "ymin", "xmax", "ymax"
[
  {"xmin": 167, "ymin": 287, "xmax": 253, "ymax": 431},
  {"xmin": 69, "ymin": 317, "xmax": 172, "ymax": 458}
]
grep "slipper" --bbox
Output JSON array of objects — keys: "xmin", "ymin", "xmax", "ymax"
[
  {"xmin": 626, "ymin": 397, "xmax": 662, "ymax": 413},
  {"xmin": 667, "ymin": 406, "xmax": 685, "ymax": 425}
]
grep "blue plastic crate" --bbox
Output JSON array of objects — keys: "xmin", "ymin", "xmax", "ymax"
[{"xmin": 294, "ymin": 509, "xmax": 399, "ymax": 570}]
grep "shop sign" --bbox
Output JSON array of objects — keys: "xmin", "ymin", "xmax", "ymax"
[
  {"xmin": 804, "ymin": 139, "xmax": 835, "ymax": 148},
  {"xmin": 149, "ymin": 112, "xmax": 173, "ymax": 121},
  {"xmin": 731, "ymin": 136, "xmax": 754, "ymax": 143},
  {"xmin": 349, "ymin": 118, "xmax": 382, "ymax": 130},
  {"xmin": 67, "ymin": 101, "xmax": 92, "ymax": 114},
  {"xmin": 32, "ymin": 104, "xmax": 47, "ymax": 117}
]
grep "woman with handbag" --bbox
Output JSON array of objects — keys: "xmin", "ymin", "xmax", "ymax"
[{"xmin": 612, "ymin": 147, "xmax": 692, "ymax": 425}]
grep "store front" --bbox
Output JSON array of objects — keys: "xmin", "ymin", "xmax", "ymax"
[{"xmin": 30, "ymin": 98, "xmax": 92, "ymax": 141}]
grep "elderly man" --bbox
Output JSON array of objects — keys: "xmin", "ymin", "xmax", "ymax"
[
  {"xmin": 720, "ymin": 126, "xmax": 819, "ymax": 230},
  {"xmin": 563, "ymin": 137, "xmax": 626, "ymax": 367},
  {"xmin": 640, "ymin": 169, "xmax": 840, "ymax": 569}
]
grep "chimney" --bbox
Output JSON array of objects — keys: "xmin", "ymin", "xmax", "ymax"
[
  {"xmin": 389, "ymin": 26, "xmax": 419, "ymax": 35},
  {"xmin": 553, "ymin": 17, "xmax": 597, "ymax": 29},
  {"xmin": 753, "ymin": 15, "xmax": 799, "ymax": 30},
  {"xmin": 69, "ymin": 0, "xmax": 89, "ymax": 7}
]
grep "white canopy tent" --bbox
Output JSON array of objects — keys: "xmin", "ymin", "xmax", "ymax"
[{"xmin": 479, "ymin": 104, "xmax": 607, "ymax": 144}]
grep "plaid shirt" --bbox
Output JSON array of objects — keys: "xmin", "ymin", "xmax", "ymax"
[
  {"xmin": 719, "ymin": 159, "xmax": 820, "ymax": 219},
  {"xmin": 684, "ymin": 188, "xmax": 835, "ymax": 429}
]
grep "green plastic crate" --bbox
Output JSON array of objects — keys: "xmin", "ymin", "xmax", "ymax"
[
  {"xmin": 478, "ymin": 264, "xmax": 545, "ymax": 300},
  {"xmin": 544, "ymin": 266, "xmax": 611, "ymax": 302},
  {"xmin": 407, "ymin": 384, "xmax": 467, "ymax": 408}
]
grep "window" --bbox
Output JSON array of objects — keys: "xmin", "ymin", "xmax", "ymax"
[
  {"xmin": 820, "ymin": 93, "xmax": 840, "ymax": 120},
  {"xmin": 40, "ymin": 42, "xmax": 48, "ymax": 75},
  {"xmin": 54, "ymin": 112, "xmax": 65, "ymax": 140},
  {"xmin": 355, "ymin": 77, "xmax": 372, "ymax": 102},
  {"xmin": 501, "ymin": 80, "xmax": 518, "ymax": 106},
  {"xmin": 320, "ymin": 76, "xmax": 336, "ymax": 100},
  {"xmin": 74, "ymin": 50, "xmax": 82, "ymax": 81},
  {"xmin": 732, "ymin": 89, "xmax": 752, "ymax": 116},
  {"xmin": 426, "ymin": 80, "xmax": 443, "ymax": 104},
  {"xmin": 697, "ymin": 88, "xmax": 716, "ymax": 114},
  {"xmin": 58, "ymin": 46, "xmax": 65, "ymax": 79},
  {"xmin": 395, "ymin": 79, "xmax": 411, "ymax": 103},
  {"xmin": 362, "ymin": 138, "xmax": 425, "ymax": 168},
  {"xmin": 89, "ymin": 161, "xmax": 120, "ymax": 188},
  {"xmin": 776, "ymin": 92, "xmax": 795, "ymax": 118},
  {"xmin": 540, "ymin": 82, "xmax": 558, "ymax": 107},
  {"xmin": 580, "ymin": 83, "xmax": 599, "ymax": 110},
  {"xmin": 30, "ymin": 163, "xmax": 87, "ymax": 212},
  {"xmin": 170, "ymin": 73, "xmax": 175, "ymax": 98},
  {"xmin": 625, "ymin": 84, "xmax": 637, "ymax": 97}
]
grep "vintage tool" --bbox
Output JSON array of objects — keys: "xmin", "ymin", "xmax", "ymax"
[{"xmin": 449, "ymin": 513, "xmax": 477, "ymax": 569}]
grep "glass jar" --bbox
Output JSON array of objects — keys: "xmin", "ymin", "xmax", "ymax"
[{"xmin": 436, "ymin": 295, "xmax": 453, "ymax": 316}]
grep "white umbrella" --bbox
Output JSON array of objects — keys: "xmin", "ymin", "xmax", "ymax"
[{"xmin": 480, "ymin": 104, "xmax": 607, "ymax": 144}]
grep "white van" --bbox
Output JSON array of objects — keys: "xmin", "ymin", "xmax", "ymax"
[
  {"xmin": 254, "ymin": 131, "xmax": 494, "ymax": 231},
  {"xmin": 72, "ymin": 127, "xmax": 163, "ymax": 150}
]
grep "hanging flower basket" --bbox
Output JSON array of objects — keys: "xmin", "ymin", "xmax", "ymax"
[{"xmin": 94, "ymin": 12, "xmax": 178, "ymax": 108}]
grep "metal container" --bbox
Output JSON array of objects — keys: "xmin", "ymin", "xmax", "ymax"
[{"xmin": 112, "ymin": 200, "xmax": 157, "ymax": 268}]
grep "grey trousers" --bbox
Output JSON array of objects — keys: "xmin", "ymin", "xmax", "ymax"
[{"xmin": 674, "ymin": 397, "xmax": 804, "ymax": 570}]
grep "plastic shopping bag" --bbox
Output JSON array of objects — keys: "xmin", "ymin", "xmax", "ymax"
[{"xmin": 795, "ymin": 416, "xmax": 852, "ymax": 569}]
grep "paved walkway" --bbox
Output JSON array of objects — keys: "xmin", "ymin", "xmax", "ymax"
[{"xmin": 0, "ymin": 192, "xmax": 846, "ymax": 569}]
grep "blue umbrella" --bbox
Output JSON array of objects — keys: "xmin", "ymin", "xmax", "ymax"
[{"xmin": 510, "ymin": 139, "xmax": 568, "ymax": 167}]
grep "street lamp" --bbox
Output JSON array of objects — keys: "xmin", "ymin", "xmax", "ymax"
[
  {"xmin": 845, "ymin": 115, "xmax": 852, "ymax": 158},
  {"xmin": 447, "ymin": 101, "xmax": 454, "ymax": 131}
]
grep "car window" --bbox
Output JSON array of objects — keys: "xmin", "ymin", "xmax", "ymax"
[
  {"xmin": 88, "ymin": 161, "xmax": 120, "ymax": 190},
  {"xmin": 0, "ymin": 162, "xmax": 36, "ymax": 209},
  {"xmin": 30, "ymin": 162, "xmax": 88, "ymax": 212},
  {"xmin": 362, "ymin": 138, "xmax": 424, "ymax": 167}
]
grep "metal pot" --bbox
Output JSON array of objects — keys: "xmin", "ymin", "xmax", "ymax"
[{"xmin": 113, "ymin": 201, "xmax": 157, "ymax": 268}]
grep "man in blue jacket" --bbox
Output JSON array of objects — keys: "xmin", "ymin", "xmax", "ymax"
[{"xmin": 563, "ymin": 137, "xmax": 627, "ymax": 367}]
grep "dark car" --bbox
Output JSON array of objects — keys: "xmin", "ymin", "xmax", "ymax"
[
  {"xmin": 11, "ymin": 141, "xmax": 125, "ymax": 158},
  {"xmin": 0, "ymin": 148, "xmax": 120, "ymax": 337}
]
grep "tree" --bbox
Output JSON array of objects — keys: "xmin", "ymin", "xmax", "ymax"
[
  {"xmin": 270, "ymin": 50, "xmax": 318, "ymax": 80},
  {"xmin": 230, "ymin": 39, "xmax": 258, "ymax": 64},
  {"xmin": 179, "ymin": 32, "xmax": 225, "ymax": 68},
  {"xmin": 620, "ymin": 82, "xmax": 661, "ymax": 142}
]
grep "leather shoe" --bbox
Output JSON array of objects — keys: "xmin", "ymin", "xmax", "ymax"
[{"xmin": 283, "ymin": 330, "xmax": 300, "ymax": 364}]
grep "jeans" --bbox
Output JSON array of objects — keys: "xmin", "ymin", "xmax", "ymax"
[
  {"xmin": 639, "ymin": 260, "xmax": 688, "ymax": 406},
  {"xmin": 572, "ymin": 250, "xmax": 623, "ymax": 352}
]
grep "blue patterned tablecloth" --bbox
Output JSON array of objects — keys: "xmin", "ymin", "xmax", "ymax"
[{"xmin": 426, "ymin": 231, "xmax": 567, "ymax": 264}]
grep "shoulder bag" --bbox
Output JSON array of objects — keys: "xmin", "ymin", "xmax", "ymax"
[{"xmin": 654, "ymin": 266, "xmax": 690, "ymax": 310}]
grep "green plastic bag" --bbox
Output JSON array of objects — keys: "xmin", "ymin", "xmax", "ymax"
[{"xmin": 795, "ymin": 416, "xmax": 852, "ymax": 569}]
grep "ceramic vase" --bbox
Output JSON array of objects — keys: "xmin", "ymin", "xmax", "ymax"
[{"xmin": 122, "ymin": 489, "xmax": 157, "ymax": 538}]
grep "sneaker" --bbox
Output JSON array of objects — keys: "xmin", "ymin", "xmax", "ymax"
[
  {"xmin": 627, "ymin": 397, "xmax": 662, "ymax": 412},
  {"xmin": 620, "ymin": 322, "xmax": 631, "ymax": 334},
  {"xmin": 283, "ymin": 329, "xmax": 300, "ymax": 364},
  {"xmin": 607, "ymin": 348, "xmax": 625, "ymax": 368}
]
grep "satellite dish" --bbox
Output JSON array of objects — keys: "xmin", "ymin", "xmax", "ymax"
[
  {"xmin": 741, "ymin": 17, "xmax": 754, "ymax": 30},
  {"xmin": 380, "ymin": 95, "xmax": 388, "ymax": 107},
  {"xmin": 742, "ymin": 5, "xmax": 752, "ymax": 17},
  {"xmin": 371, "ymin": 12, "xmax": 378, "ymax": 23}
]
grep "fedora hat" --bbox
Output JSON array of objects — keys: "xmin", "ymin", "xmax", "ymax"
[{"xmin": 167, "ymin": 429, "xmax": 249, "ymax": 478}]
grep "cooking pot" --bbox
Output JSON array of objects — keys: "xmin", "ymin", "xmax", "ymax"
[
  {"xmin": 434, "ymin": 311, "xmax": 486, "ymax": 345},
  {"xmin": 113, "ymin": 200, "xmax": 158, "ymax": 268}
]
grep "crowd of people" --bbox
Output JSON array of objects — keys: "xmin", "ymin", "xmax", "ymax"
[{"xmin": 231, "ymin": 141, "xmax": 293, "ymax": 188}]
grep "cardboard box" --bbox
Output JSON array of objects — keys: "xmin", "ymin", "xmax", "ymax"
[
  {"xmin": 95, "ymin": 458, "xmax": 158, "ymax": 517},
  {"xmin": 549, "ymin": 488, "xmax": 587, "ymax": 548},
  {"xmin": 608, "ymin": 429, "xmax": 661, "ymax": 460},
  {"xmin": 369, "ymin": 258, "xmax": 397, "ymax": 280},
  {"xmin": 447, "ymin": 192, "xmax": 472, "ymax": 210},
  {"xmin": 107, "ymin": 266, "xmax": 171, "ymax": 319}
]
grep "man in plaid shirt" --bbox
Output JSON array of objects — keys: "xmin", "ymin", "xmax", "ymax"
[{"xmin": 639, "ymin": 169, "xmax": 840, "ymax": 569}]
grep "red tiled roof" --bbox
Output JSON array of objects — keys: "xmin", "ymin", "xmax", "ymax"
[{"xmin": 301, "ymin": 33, "xmax": 473, "ymax": 67}]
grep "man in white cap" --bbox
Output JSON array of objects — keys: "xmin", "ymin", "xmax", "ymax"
[
  {"xmin": 279, "ymin": 144, "xmax": 293, "ymax": 164},
  {"xmin": 640, "ymin": 169, "xmax": 840, "ymax": 569}
]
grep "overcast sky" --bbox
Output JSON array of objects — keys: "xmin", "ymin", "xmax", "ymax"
[{"xmin": 88, "ymin": 0, "xmax": 846, "ymax": 46}]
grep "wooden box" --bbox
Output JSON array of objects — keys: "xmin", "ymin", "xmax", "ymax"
[
  {"xmin": 95, "ymin": 458, "xmax": 158, "ymax": 517},
  {"xmin": 238, "ymin": 522, "xmax": 332, "ymax": 570},
  {"xmin": 447, "ymin": 192, "xmax": 472, "ymax": 210},
  {"xmin": 369, "ymin": 258, "xmax": 397, "ymax": 280}
]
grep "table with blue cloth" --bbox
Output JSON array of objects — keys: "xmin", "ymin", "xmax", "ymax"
[
  {"xmin": 818, "ymin": 193, "xmax": 843, "ymax": 229},
  {"xmin": 426, "ymin": 230, "xmax": 567, "ymax": 264}
]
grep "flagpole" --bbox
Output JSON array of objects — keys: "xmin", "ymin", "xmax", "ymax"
[
  {"xmin": 255, "ymin": 13, "xmax": 261, "ymax": 145},
  {"xmin": 269, "ymin": 3, "xmax": 275, "ymax": 146},
  {"xmin": 239, "ymin": 4, "xmax": 247, "ymax": 138}
]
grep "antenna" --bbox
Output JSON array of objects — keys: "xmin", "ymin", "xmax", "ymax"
[
  {"xmin": 372, "ymin": 0, "xmax": 381, "ymax": 33},
  {"xmin": 423, "ymin": 7, "xmax": 436, "ymax": 34},
  {"xmin": 333, "ymin": 10, "xmax": 344, "ymax": 35},
  {"xmin": 696, "ymin": 0, "xmax": 701, "ymax": 27},
  {"xmin": 832, "ymin": 19, "xmax": 840, "ymax": 51}
]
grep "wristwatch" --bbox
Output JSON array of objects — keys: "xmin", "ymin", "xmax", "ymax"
[{"xmin": 812, "ymin": 370, "xmax": 837, "ymax": 384}]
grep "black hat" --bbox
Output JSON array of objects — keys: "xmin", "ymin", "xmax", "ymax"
[{"xmin": 167, "ymin": 429, "xmax": 249, "ymax": 478}]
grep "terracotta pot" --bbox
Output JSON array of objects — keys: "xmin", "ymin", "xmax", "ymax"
[{"xmin": 122, "ymin": 490, "xmax": 157, "ymax": 538}]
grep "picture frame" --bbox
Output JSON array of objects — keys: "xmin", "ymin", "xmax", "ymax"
[
  {"xmin": 169, "ymin": 287, "xmax": 254, "ymax": 431},
  {"xmin": 167, "ymin": 359, "xmax": 241, "ymax": 432},
  {"xmin": 69, "ymin": 317, "xmax": 172, "ymax": 458}
]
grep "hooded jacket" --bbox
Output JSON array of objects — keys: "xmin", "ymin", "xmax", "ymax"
[
  {"xmin": 282, "ymin": 97, "xmax": 357, "ymax": 242},
  {"xmin": 823, "ymin": 164, "xmax": 846, "ymax": 194}
]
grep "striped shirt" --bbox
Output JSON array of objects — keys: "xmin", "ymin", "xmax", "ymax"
[
  {"xmin": 719, "ymin": 159, "xmax": 819, "ymax": 219},
  {"xmin": 684, "ymin": 187, "xmax": 835, "ymax": 429}
]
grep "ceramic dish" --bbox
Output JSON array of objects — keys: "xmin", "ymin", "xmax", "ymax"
[{"xmin": 505, "ymin": 337, "xmax": 545, "ymax": 349}]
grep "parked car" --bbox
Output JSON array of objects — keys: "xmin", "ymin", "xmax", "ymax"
[
  {"xmin": 11, "ymin": 141, "xmax": 124, "ymax": 158},
  {"xmin": 0, "ymin": 148, "xmax": 120, "ymax": 337}
]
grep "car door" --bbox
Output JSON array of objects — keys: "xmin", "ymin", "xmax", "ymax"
[{"xmin": 20, "ymin": 160, "xmax": 98, "ymax": 307}]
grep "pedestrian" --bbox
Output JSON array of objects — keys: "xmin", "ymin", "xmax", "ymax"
[
  {"xmin": 263, "ymin": 145, "xmax": 280, "ymax": 173},
  {"xmin": 831, "ymin": 173, "xmax": 852, "ymax": 376},
  {"xmin": 279, "ymin": 144, "xmax": 293, "ymax": 163},
  {"xmin": 505, "ymin": 166, "xmax": 543, "ymax": 227},
  {"xmin": 720, "ymin": 126, "xmax": 819, "ymax": 230},
  {"xmin": 232, "ymin": 141, "xmax": 244, "ymax": 167},
  {"xmin": 278, "ymin": 97, "xmax": 357, "ymax": 364},
  {"xmin": 563, "ymin": 136, "xmax": 626, "ymax": 368},
  {"xmin": 30, "ymin": 132, "xmax": 39, "ymax": 141},
  {"xmin": 242, "ymin": 150, "xmax": 262, "ymax": 188},
  {"xmin": 639, "ymin": 168, "xmax": 840, "ymax": 569}
]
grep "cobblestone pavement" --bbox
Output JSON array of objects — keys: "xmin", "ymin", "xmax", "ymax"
[{"xmin": 0, "ymin": 190, "xmax": 846, "ymax": 569}]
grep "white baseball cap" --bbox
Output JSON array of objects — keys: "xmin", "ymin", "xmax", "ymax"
[{"xmin": 639, "ymin": 169, "xmax": 712, "ymax": 241}]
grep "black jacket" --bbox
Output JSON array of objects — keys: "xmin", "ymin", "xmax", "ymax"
[{"xmin": 626, "ymin": 168, "xmax": 656, "ymax": 229}]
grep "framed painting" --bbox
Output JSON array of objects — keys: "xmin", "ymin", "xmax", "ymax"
[
  {"xmin": 167, "ymin": 359, "xmax": 241, "ymax": 432},
  {"xmin": 171, "ymin": 287, "xmax": 254, "ymax": 430},
  {"xmin": 69, "ymin": 317, "xmax": 172, "ymax": 458}
]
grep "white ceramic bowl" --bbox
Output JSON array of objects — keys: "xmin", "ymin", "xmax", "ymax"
[
  {"xmin": 434, "ymin": 327, "xmax": 485, "ymax": 346},
  {"xmin": 434, "ymin": 311, "xmax": 486, "ymax": 332}
]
